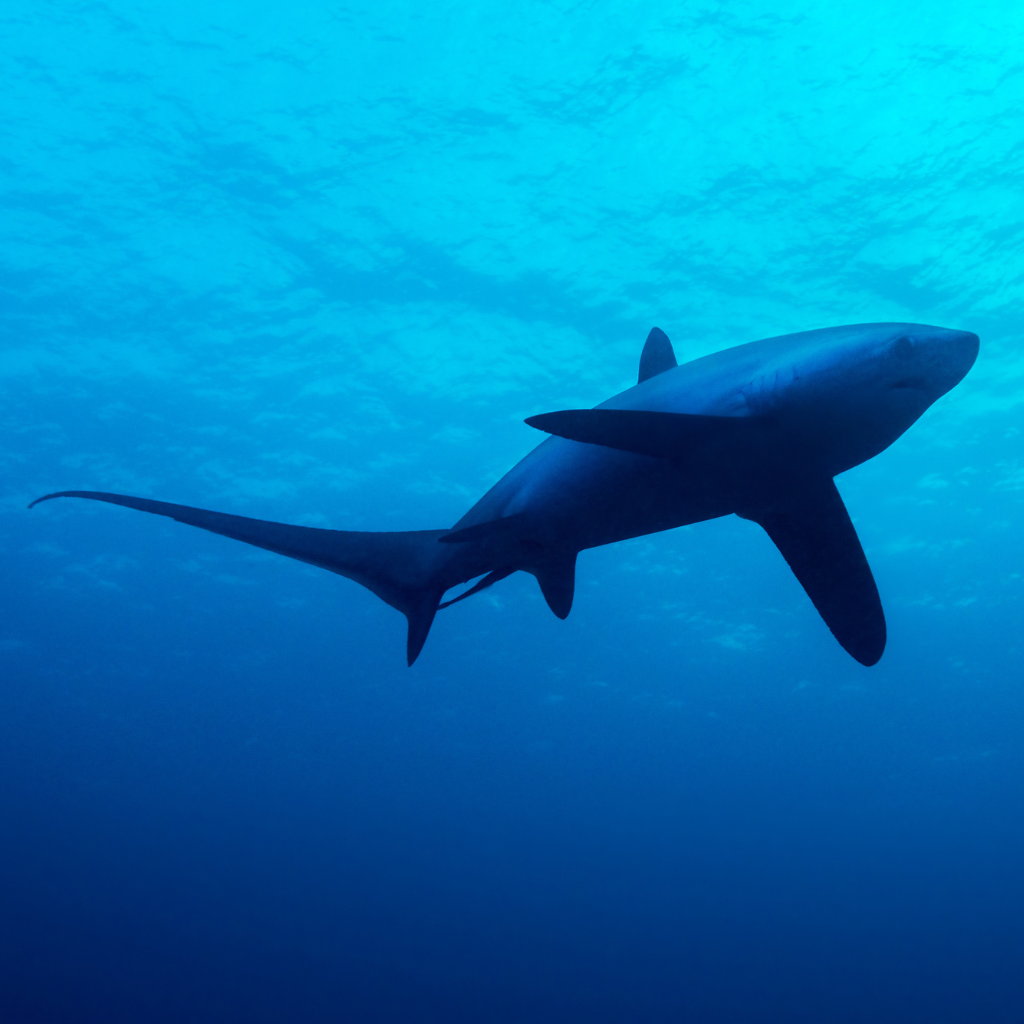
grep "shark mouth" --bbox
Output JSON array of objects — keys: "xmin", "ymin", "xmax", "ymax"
[{"xmin": 890, "ymin": 377, "xmax": 930, "ymax": 391}]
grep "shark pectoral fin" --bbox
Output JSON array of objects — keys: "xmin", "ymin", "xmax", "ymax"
[
  {"xmin": 740, "ymin": 480, "xmax": 886, "ymax": 666},
  {"xmin": 528, "ymin": 549, "xmax": 577, "ymax": 619},
  {"xmin": 638, "ymin": 327, "xmax": 678, "ymax": 383},
  {"xmin": 524, "ymin": 409, "xmax": 752, "ymax": 461}
]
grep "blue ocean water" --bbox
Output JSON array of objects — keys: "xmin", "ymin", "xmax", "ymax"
[{"xmin": 2, "ymin": 2, "xmax": 1023, "ymax": 1021}]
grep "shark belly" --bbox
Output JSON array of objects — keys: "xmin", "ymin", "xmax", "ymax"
[{"xmin": 452, "ymin": 435, "xmax": 735, "ymax": 553}]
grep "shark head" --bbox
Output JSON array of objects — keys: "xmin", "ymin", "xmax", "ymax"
[
  {"xmin": 876, "ymin": 323, "xmax": 980, "ymax": 402},
  {"xmin": 749, "ymin": 322, "xmax": 979, "ymax": 473}
]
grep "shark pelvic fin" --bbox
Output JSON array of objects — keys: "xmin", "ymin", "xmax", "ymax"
[
  {"xmin": 638, "ymin": 327, "xmax": 678, "ymax": 383},
  {"xmin": 528, "ymin": 549, "xmax": 577, "ymax": 619},
  {"xmin": 525, "ymin": 409, "xmax": 753, "ymax": 461},
  {"xmin": 738, "ymin": 479, "xmax": 886, "ymax": 666},
  {"xmin": 29, "ymin": 490, "xmax": 447, "ymax": 666}
]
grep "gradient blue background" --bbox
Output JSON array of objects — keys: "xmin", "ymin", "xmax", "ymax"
[{"xmin": 3, "ymin": 2, "xmax": 1024, "ymax": 1021}]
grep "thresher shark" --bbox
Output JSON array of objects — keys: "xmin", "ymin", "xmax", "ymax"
[{"xmin": 32, "ymin": 322, "xmax": 978, "ymax": 666}]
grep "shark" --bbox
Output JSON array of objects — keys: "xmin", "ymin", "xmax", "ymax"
[{"xmin": 31, "ymin": 322, "xmax": 978, "ymax": 666}]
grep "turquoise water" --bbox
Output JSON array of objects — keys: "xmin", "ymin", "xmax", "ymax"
[{"xmin": 2, "ymin": 3, "xmax": 1023, "ymax": 1021}]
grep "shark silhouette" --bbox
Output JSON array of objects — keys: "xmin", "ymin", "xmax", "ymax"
[{"xmin": 31, "ymin": 322, "xmax": 978, "ymax": 666}]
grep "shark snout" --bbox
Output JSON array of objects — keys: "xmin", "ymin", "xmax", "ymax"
[
  {"xmin": 939, "ymin": 328, "xmax": 980, "ymax": 388},
  {"xmin": 954, "ymin": 328, "xmax": 980, "ymax": 367},
  {"xmin": 903, "ymin": 327, "xmax": 979, "ymax": 397}
]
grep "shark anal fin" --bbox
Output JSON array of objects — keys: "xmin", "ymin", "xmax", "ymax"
[
  {"xmin": 739, "ymin": 480, "xmax": 886, "ymax": 666},
  {"xmin": 438, "ymin": 567, "xmax": 515, "ymax": 609},
  {"xmin": 638, "ymin": 327, "xmax": 678, "ymax": 383},
  {"xmin": 528, "ymin": 549, "xmax": 577, "ymax": 619},
  {"xmin": 525, "ymin": 409, "xmax": 752, "ymax": 461},
  {"xmin": 30, "ymin": 490, "xmax": 448, "ymax": 666}
]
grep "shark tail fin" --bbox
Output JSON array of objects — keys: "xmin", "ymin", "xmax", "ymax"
[{"xmin": 29, "ymin": 490, "xmax": 448, "ymax": 665}]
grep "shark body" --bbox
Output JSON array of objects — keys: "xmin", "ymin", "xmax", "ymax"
[{"xmin": 32, "ymin": 322, "xmax": 978, "ymax": 666}]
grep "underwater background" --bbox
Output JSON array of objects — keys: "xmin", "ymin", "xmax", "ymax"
[{"xmin": 2, "ymin": 2, "xmax": 1024, "ymax": 1021}]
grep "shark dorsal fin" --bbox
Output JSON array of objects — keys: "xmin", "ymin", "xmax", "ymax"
[{"xmin": 638, "ymin": 327, "xmax": 677, "ymax": 383}]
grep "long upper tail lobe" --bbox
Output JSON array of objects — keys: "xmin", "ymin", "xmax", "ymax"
[{"xmin": 30, "ymin": 491, "xmax": 449, "ymax": 664}]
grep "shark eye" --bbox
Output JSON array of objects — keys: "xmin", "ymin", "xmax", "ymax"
[{"xmin": 893, "ymin": 336, "xmax": 914, "ymax": 359}]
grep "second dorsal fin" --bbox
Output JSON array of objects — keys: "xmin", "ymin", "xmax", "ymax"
[{"xmin": 638, "ymin": 327, "xmax": 677, "ymax": 383}]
